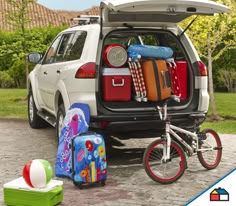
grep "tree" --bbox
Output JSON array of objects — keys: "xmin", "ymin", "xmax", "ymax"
[
  {"xmin": 6, "ymin": 0, "xmax": 36, "ymax": 88},
  {"xmin": 217, "ymin": 49, "xmax": 236, "ymax": 92},
  {"xmin": 181, "ymin": 0, "xmax": 236, "ymax": 120},
  {"xmin": 0, "ymin": 26, "xmax": 66, "ymax": 88}
]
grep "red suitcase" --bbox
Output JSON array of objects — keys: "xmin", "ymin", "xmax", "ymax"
[
  {"xmin": 102, "ymin": 68, "xmax": 131, "ymax": 101},
  {"xmin": 169, "ymin": 61, "xmax": 188, "ymax": 100}
]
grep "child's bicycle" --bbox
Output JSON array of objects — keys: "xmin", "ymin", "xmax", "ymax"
[{"xmin": 143, "ymin": 95, "xmax": 222, "ymax": 184}]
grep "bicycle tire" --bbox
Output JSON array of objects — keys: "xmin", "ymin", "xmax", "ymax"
[
  {"xmin": 197, "ymin": 129, "xmax": 222, "ymax": 170},
  {"xmin": 143, "ymin": 138, "xmax": 186, "ymax": 184}
]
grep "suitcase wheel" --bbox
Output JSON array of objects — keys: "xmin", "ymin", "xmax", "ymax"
[
  {"xmin": 73, "ymin": 181, "xmax": 83, "ymax": 189},
  {"xmin": 101, "ymin": 180, "xmax": 106, "ymax": 186}
]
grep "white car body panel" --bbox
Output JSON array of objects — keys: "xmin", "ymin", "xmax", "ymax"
[
  {"xmin": 27, "ymin": 0, "xmax": 228, "ymax": 132},
  {"xmin": 101, "ymin": 0, "xmax": 228, "ymax": 27},
  {"xmin": 195, "ymin": 76, "xmax": 209, "ymax": 112}
]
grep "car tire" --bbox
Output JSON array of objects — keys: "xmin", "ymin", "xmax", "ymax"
[
  {"xmin": 56, "ymin": 103, "xmax": 65, "ymax": 142},
  {"xmin": 28, "ymin": 90, "xmax": 48, "ymax": 129}
]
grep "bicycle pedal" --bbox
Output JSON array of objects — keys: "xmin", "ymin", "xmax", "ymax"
[{"xmin": 198, "ymin": 132, "xmax": 207, "ymax": 140}]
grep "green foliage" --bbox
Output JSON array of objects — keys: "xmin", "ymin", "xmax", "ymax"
[
  {"xmin": 1, "ymin": 0, "xmax": 67, "ymax": 88},
  {"xmin": 0, "ymin": 71, "xmax": 14, "ymax": 88},
  {"xmin": 215, "ymin": 48, "xmax": 236, "ymax": 92},
  {"xmin": 6, "ymin": 0, "xmax": 36, "ymax": 31},
  {"xmin": 0, "ymin": 26, "xmax": 66, "ymax": 88},
  {"xmin": 181, "ymin": 0, "xmax": 236, "ymax": 61}
]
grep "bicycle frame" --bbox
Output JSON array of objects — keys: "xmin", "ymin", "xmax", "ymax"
[
  {"xmin": 144, "ymin": 97, "xmax": 222, "ymax": 184},
  {"xmin": 163, "ymin": 121, "xmax": 216, "ymax": 161},
  {"xmin": 158, "ymin": 99, "xmax": 213, "ymax": 161}
]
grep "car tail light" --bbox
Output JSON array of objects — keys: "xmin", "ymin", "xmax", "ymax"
[
  {"xmin": 198, "ymin": 61, "xmax": 208, "ymax": 76},
  {"xmin": 100, "ymin": 121, "xmax": 108, "ymax": 128},
  {"xmin": 75, "ymin": 62, "xmax": 96, "ymax": 78},
  {"xmin": 103, "ymin": 44, "xmax": 128, "ymax": 68}
]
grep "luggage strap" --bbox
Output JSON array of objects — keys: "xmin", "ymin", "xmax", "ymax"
[
  {"xmin": 128, "ymin": 57, "xmax": 147, "ymax": 102},
  {"xmin": 151, "ymin": 60, "xmax": 161, "ymax": 101}
]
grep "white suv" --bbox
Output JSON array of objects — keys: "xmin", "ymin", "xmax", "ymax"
[{"xmin": 27, "ymin": 0, "xmax": 227, "ymax": 139}]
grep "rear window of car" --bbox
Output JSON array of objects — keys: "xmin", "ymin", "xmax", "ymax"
[{"xmin": 104, "ymin": 30, "xmax": 186, "ymax": 60}]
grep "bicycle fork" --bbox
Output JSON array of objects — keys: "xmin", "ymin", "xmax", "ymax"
[{"xmin": 163, "ymin": 123, "xmax": 171, "ymax": 162}]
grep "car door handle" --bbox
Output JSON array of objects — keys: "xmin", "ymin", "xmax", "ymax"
[
  {"xmin": 56, "ymin": 70, "xmax": 61, "ymax": 74},
  {"xmin": 43, "ymin": 71, "xmax": 48, "ymax": 75}
]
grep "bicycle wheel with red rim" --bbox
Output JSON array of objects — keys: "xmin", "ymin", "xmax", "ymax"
[
  {"xmin": 143, "ymin": 139, "xmax": 186, "ymax": 184},
  {"xmin": 197, "ymin": 129, "xmax": 222, "ymax": 170}
]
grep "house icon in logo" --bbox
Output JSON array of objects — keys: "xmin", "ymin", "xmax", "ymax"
[{"xmin": 210, "ymin": 187, "xmax": 229, "ymax": 201}]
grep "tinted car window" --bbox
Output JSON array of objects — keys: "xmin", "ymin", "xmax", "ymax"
[
  {"xmin": 157, "ymin": 33, "xmax": 185, "ymax": 60},
  {"xmin": 55, "ymin": 33, "xmax": 74, "ymax": 62},
  {"xmin": 64, "ymin": 31, "xmax": 87, "ymax": 61},
  {"xmin": 44, "ymin": 35, "xmax": 62, "ymax": 64},
  {"xmin": 140, "ymin": 34, "xmax": 159, "ymax": 46}
]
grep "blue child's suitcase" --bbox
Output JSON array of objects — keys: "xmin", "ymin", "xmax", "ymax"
[{"xmin": 72, "ymin": 132, "xmax": 107, "ymax": 188}]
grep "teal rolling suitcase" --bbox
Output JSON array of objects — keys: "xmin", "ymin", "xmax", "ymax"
[{"xmin": 3, "ymin": 177, "xmax": 63, "ymax": 206}]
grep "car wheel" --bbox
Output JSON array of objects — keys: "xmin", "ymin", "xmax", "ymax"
[
  {"xmin": 28, "ymin": 90, "xmax": 47, "ymax": 128},
  {"xmin": 56, "ymin": 104, "xmax": 65, "ymax": 142}
]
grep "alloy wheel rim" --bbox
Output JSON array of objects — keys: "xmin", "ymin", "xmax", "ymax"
[
  {"xmin": 29, "ymin": 95, "xmax": 34, "ymax": 122},
  {"xmin": 58, "ymin": 113, "xmax": 64, "ymax": 137}
]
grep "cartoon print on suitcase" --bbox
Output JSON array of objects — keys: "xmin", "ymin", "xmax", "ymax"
[{"xmin": 72, "ymin": 133, "xmax": 107, "ymax": 187}]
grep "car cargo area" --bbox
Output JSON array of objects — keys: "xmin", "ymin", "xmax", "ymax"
[{"xmin": 99, "ymin": 29, "xmax": 193, "ymax": 111}]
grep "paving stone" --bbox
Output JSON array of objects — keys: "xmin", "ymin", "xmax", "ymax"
[{"xmin": 0, "ymin": 119, "xmax": 235, "ymax": 206}]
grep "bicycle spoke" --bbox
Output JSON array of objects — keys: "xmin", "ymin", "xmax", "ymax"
[
  {"xmin": 197, "ymin": 129, "xmax": 222, "ymax": 170},
  {"xmin": 143, "ymin": 139, "xmax": 186, "ymax": 184}
]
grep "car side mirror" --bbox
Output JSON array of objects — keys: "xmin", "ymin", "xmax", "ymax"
[{"xmin": 28, "ymin": 52, "xmax": 43, "ymax": 64}]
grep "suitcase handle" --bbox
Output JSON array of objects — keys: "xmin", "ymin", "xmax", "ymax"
[
  {"xmin": 161, "ymin": 71, "xmax": 171, "ymax": 89},
  {"xmin": 112, "ymin": 78, "xmax": 124, "ymax": 87},
  {"xmin": 161, "ymin": 71, "xmax": 167, "ymax": 89}
]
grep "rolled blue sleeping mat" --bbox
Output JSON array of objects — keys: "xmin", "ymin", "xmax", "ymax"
[{"xmin": 127, "ymin": 44, "xmax": 173, "ymax": 59}]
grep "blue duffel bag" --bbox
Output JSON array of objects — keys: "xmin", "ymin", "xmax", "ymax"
[{"xmin": 127, "ymin": 44, "xmax": 173, "ymax": 59}]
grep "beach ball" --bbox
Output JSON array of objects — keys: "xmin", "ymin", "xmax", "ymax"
[{"xmin": 23, "ymin": 159, "xmax": 53, "ymax": 188}]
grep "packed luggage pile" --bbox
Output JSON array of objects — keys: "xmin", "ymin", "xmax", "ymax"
[
  {"xmin": 102, "ymin": 43, "xmax": 188, "ymax": 103},
  {"xmin": 55, "ymin": 43, "xmax": 189, "ymax": 189}
]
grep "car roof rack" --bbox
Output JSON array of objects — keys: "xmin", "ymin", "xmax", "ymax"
[{"xmin": 70, "ymin": 15, "xmax": 100, "ymax": 26}]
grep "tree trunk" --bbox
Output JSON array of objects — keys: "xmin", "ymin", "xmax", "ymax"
[
  {"xmin": 21, "ymin": 0, "xmax": 28, "ymax": 89},
  {"xmin": 25, "ymin": 56, "xmax": 29, "ymax": 89},
  {"xmin": 207, "ymin": 32, "xmax": 218, "ymax": 120}
]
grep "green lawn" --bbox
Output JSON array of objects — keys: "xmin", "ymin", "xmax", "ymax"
[
  {"xmin": 208, "ymin": 93, "xmax": 236, "ymax": 118},
  {"xmin": 201, "ymin": 120, "xmax": 236, "ymax": 134},
  {"xmin": 0, "ymin": 89, "xmax": 235, "ymax": 133},
  {"xmin": 202, "ymin": 92, "xmax": 236, "ymax": 134},
  {"xmin": 0, "ymin": 89, "xmax": 27, "ymax": 119}
]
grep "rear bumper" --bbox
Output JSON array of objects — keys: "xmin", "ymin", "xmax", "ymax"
[{"xmin": 90, "ymin": 112, "xmax": 206, "ymax": 137}]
